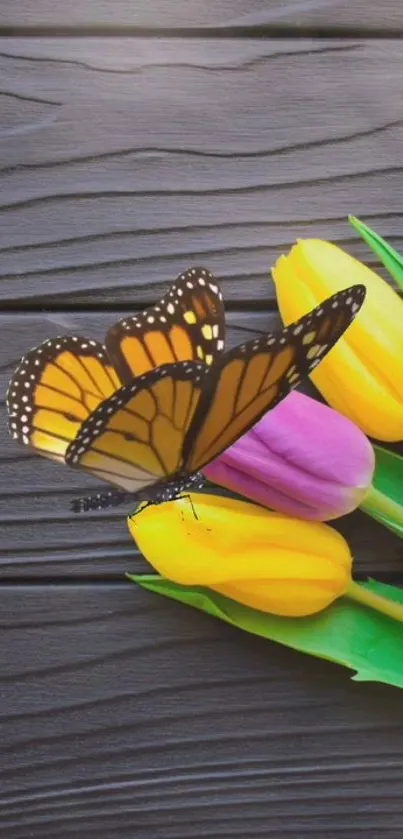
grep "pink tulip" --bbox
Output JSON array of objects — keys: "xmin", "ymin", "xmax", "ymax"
[{"xmin": 203, "ymin": 392, "xmax": 375, "ymax": 521}]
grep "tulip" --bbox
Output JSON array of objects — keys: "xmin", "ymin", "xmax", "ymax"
[
  {"xmin": 129, "ymin": 493, "xmax": 352, "ymax": 617},
  {"xmin": 272, "ymin": 239, "xmax": 403, "ymax": 441},
  {"xmin": 203, "ymin": 391, "xmax": 374, "ymax": 521}
]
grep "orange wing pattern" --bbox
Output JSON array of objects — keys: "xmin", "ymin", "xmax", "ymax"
[
  {"xmin": 65, "ymin": 284, "xmax": 365, "ymax": 501},
  {"xmin": 7, "ymin": 281, "xmax": 365, "ymax": 511},
  {"xmin": 6, "ymin": 337, "xmax": 121, "ymax": 462},
  {"xmin": 105, "ymin": 267, "xmax": 225, "ymax": 383},
  {"xmin": 65, "ymin": 363, "xmax": 209, "ymax": 492},
  {"xmin": 183, "ymin": 284, "xmax": 366, "ymax": 472}
]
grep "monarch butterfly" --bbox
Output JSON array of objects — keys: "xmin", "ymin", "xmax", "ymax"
[{"xmin": 6, "ymin": 267, "xmax": 365, "ymax": 513}]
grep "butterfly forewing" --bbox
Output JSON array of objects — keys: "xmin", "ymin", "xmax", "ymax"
[
  {"xmin": 6, "ymin": 336, "xmax": 121, "ymax": 462},
  {"xmin": 105, "ymin": 267, "xmax": 225, "ymax": 384},
  {"xmin": 65, "ymin": 362, "xmax": 210, "ymax": 492},
  {"xmin": 183, "ymin": 284, "xmax": 366, "ymax": 472}
]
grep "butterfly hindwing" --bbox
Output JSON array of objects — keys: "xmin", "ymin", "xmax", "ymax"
[
  {"xmin": 183, "ymin": 284, "xmax": 366, "ymax": 472},
  {"xmin": 65, "ymin": 362, "xmax": 210, "ymax": 492},
  {"xmin": 105, "ymin": 267, "xmax": 225, "ymax": 383},
  {"xmin": 6, "ymin": 336, "xmax": 121, "ymax": 462}
]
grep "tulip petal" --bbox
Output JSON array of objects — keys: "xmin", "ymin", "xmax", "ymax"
[
  {"xmin": 205, "ymin": 457, "xmax": 335, "ymax": 519},
  {"xmin": 204, "ymin": 391, "xmax": 374, "ymax": 520},
  {"xmin": 129, "ymin": 493, "xmax": 351, "ymax": 617},
  {"xmin": 253, "ymin": 392, "xmax": 374, "ymax": 487},
  {"xmin": 273, "ymin": 239, "xmax": 403, "ymax": 441}
]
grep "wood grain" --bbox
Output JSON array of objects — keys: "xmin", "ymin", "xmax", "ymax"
[
  {"xmin": 2, "ymin": 309, "xmax": 402, "ymax": 580},
  {"xmin": 2, "ymin": 22, "xmax": 403, "ymax": 839},
  {"xmin": 1, "ymin": 38, "xmax": 403, "ymax": 306},
  {"xmin": 1, "ymin": 583, "xmax": 403, "ymax": 838},
  {"xmin": 1, "ymin": 0, "xmax": 403, "ymax": 32}
]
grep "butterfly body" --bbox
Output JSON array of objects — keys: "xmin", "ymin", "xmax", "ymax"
[
  {"xmin": 6, "ymin": 266, "xmax": 366, "ymax": 514},
  {"xmin": 72, "ymin": 471, "xmax": 206, "ymax": 513}
]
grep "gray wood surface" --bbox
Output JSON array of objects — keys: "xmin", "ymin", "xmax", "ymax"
[
  {"xmin": 2, "ymin": 23, "xmax": 403, "ymax": 839},
  {"xmin": 1, "ymin": 584, "xmax": 403, "ymax": 839},
  {"xmin": 1, "ymin": 38, "xmax": 403, "ymax": 306},
  {"xmin": 2, "ymin": 0, "xmax": 403, "ymax": 32}
]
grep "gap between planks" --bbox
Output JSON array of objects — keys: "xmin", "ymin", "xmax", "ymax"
[{"xmin": 2, "ymin": 26, "xmax": 403, "ymax": 38}]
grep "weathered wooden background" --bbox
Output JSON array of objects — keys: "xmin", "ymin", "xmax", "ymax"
[{"xmin": 2, "ymin": 2, "xmax": 403, "ymax": 836}]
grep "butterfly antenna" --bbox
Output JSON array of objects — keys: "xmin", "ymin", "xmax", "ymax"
[{"xmin": 71, "ymin": 490, "xmax": 129, "ymax": 513}]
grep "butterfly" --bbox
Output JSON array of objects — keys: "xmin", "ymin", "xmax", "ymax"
[{"xmin": 6, "ymin": 267, "xmax": 365, "ymax": 513}]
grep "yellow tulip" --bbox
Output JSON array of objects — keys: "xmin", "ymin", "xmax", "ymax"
[
  {"xmin": 128, "ymin": 494, "xmax": 352, "ymax": 617},
  {"xmin": 272, "ymin": 239, "xmax": 403, "ymax": 441}
]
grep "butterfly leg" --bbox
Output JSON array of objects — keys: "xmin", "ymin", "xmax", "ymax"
[{"xmin": 176, "ymin": 493, "xmax": 199, "ymax": 520}]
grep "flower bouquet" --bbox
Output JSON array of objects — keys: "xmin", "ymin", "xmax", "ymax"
[{"xmin": 131, "ymin": 218, "xmax": 403, "ymax": 691}]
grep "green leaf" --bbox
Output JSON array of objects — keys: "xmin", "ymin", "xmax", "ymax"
[
  {"xmin": 130, "ymin": 574, "xmax": 403, "ymax": 690},
  {"xmin": 360, "ymin": 445, "xmax": 403, "ymax": 538},
  {"xmin": 349, "ymin": 215, "xmax": 403, "ymax": 291}
]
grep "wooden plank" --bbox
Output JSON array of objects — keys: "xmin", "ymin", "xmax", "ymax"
[
  {"xmin": 1, "ymin": 38, "xmax": 403, "ymax": 306},
  {"xmin": 1, "ymin": 0, "xmax": 403, "ymax": 32},
  {"xmin": 1, "ymin": 583, "xmax": 403, "ymax": 838},
  {"xmin": 2, "ymin": 309, "xmax": 402, "ymax": 580}
]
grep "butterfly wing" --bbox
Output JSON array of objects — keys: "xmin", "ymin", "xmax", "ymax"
[
  {"xmin": 183, "ymin": 284, "xmax": 366, "ymax": 472},
  {"xmin": 105, "ymin": 267, "xmax": 225, "ymax": 383},
  {"xmin": 65, "ymin": 362, "xmax": 209, "ymax": 492},
  {"xmin": 29, "ymin": 283, "xmax": 365, "ymax": 500},
  {"xmin": 6, "ymin": 336, "xmax": 121, "ymax": 462}
]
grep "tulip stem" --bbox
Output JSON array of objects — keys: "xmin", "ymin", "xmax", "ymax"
[
  {"xmin": 360, "ymin": 485, "xmax": 403, "ymax": 528},
  {"xmin": 346, "ymin": 581, "xmax": 403, "ymax": 624}
]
